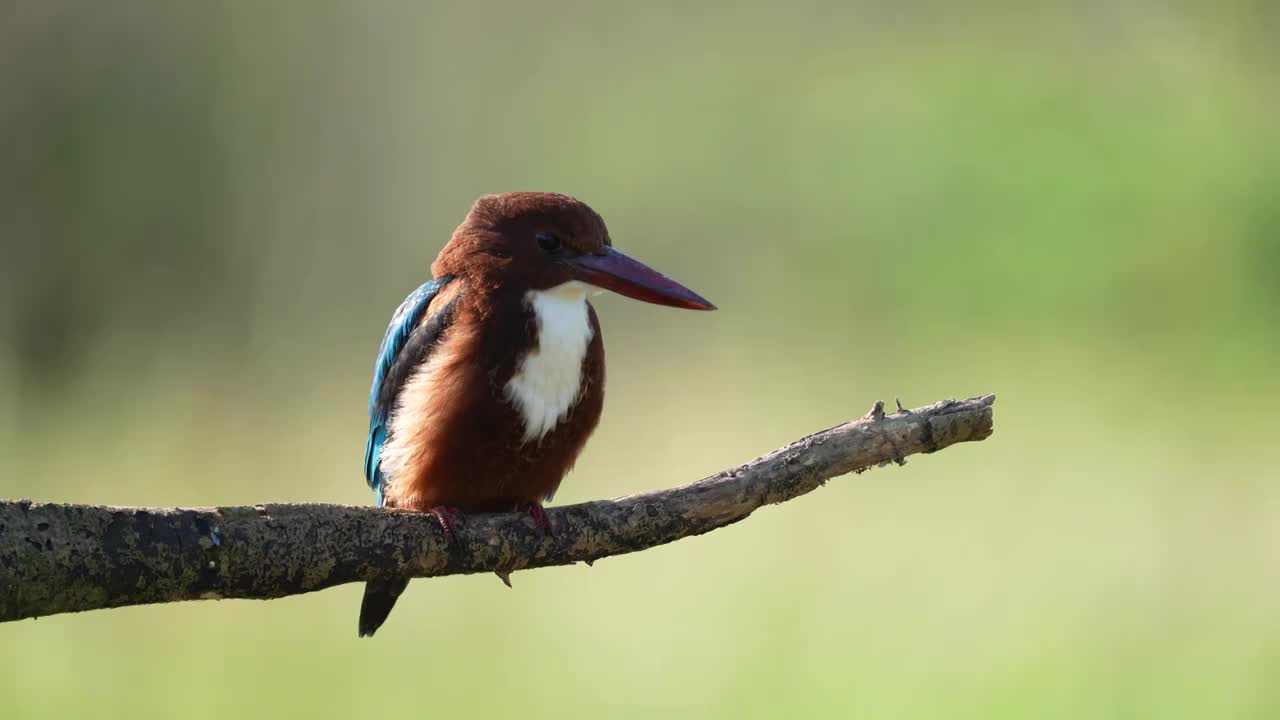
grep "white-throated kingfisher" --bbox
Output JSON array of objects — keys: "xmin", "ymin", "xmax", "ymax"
[{"xmin": 359, "ymin": 192, "xmax": 714, "ymax": 636}]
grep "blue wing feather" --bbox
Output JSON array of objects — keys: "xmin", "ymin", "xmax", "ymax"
[{"xmin": 363, "ymin": 275, "xmax": 455, "ymax": 502}]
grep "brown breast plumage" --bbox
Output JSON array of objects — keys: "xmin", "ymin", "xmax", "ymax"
[{"xmin": 379, "ymin": 279, "xmax": 605, "ymax": 513}]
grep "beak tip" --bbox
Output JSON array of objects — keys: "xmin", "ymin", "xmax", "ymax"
[{"xmin": 688, "ymin": 291, "xmax": 716, "ymax": 311}]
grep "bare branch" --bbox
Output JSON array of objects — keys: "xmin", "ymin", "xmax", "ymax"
[{"xmin": 0, "ymin": 394, "xmax": 995, "ymax": 623}]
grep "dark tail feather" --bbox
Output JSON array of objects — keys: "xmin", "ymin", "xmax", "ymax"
[{"xmin": 359, "ymin": 577, "xmax": 410, "ymax": 637}]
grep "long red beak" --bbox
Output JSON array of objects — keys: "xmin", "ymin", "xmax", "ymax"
[{"xmin": 569, "ymin": 247, "xmax": 716, "ymax": 310}]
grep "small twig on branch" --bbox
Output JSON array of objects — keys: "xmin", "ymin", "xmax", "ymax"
[{"xmin": 0, "ymin": 394, "xmax": 995, "ymax": 623}]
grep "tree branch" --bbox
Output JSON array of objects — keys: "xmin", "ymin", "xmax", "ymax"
[{"xmin": 0, "ymin": 394, "xmax": 995, "ymax": 623}]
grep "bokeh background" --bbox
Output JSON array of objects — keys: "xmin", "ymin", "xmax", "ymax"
[{"xmin": 3, "ymin": 2, "xmax": 1278, "ymax": 717}]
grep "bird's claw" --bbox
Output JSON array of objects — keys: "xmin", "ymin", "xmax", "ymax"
[
  {"xmin": 427, "ymin": 505, "xmax": 462, "ymax": 545},
  {"xmin": 519, "ymin": 502, "xmax": 554, "ymax": 536}
]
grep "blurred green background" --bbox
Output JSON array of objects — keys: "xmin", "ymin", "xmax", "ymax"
[{"xmin": 2, "ymin": 1, "xmax": 1278, "ymax": 717}]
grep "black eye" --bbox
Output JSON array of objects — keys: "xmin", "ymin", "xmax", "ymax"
[{"xmin": 536, "ymin": 232, "xmax": 562, "ymax": 253}]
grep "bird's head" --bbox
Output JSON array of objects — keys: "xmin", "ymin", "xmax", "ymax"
[{"xmin": 432, "ymin": 192, "xmax": 715, "ymax": 310}]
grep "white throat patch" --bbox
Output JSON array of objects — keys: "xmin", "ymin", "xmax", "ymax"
[{"xmin": 505, "ymin": 281, "xmax": 596, "ymax": 442}]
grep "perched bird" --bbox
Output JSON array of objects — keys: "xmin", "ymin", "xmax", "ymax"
[{"xmin": 359, "ymin": 192, "xmax": 714, "ymax": 636}]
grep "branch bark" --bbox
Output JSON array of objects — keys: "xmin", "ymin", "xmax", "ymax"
[{"xmin": 1, "ymin": 394, "xmax": 995, "ymax": 623}]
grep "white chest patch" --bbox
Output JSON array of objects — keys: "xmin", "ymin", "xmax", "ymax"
[{"xmin": 505, "ymin": 281, "xmax": 596, "ymax": 442}]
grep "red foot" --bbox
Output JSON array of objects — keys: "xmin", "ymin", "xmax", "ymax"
[
  {"xmin": 428, "ymin": 506, "xmax": 462, "ymax": 545},
  {"xmin": 519, "ymin": 502, "xmax": 554, "ymax": 535}
]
